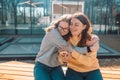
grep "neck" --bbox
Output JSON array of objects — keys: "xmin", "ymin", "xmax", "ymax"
[
  {"xmin": 70, "ymin": 35, "xmax": 81, "ymax": 43},
  {"xmin": 72, "ymin": 34, "xmax": 81, "ymax": 39},
  {"xmin": 69, "ymin": 35, "xmax": 81, "ymax": 46}
]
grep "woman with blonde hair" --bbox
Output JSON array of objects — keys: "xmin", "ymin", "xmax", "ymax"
[{"xmin": 34, "ymin": 14, "xmax": 72, "ymax": 80}]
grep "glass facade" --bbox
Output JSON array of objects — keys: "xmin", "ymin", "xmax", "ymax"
[
  {"xmin": 0, "ymin": 0, "xmax": 51, "ymax": 35},
  {"xmin": 0, "ymin": 0, "xmax": 120, "ymax": 35},
  {"xmin": 84, "ymin": 0, "xmax": 120, "ymax": 34}
]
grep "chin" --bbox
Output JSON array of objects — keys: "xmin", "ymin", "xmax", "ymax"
[
  {"xmin": 72, "ymin": 33, "xmax": 76, "ymax": 35},
  {"xmin": 61, "ymin": 33, "xmax": 65, "ymax": 36},
  {"xmin": 62, "ymin": 34, "xmax": 67, "ymax": 36}
]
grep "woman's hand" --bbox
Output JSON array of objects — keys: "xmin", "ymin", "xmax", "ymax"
[
  {"xmin": 86, "ymin": 35, "xmax": 99, "ymax": 52},
  {"xmin": 59, "ymin": 51, "xmax": 71, "ymax": 63},
  {"xmin": 86, "ymin": 37, "xmax": 99, "ymax": 47}
]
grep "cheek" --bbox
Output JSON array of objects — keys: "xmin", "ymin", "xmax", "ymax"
[
  {"xmin": 77, "ymin": 29, "xmax": 82, "ymax": 33},
  {"xmin": 59, "ymin": 30, "xmax": 63, "ymax": 35},
  {"xmin": 77, "ymin": 26, "xmax": 85, "ymax": 32},
  {"xmin": 75, "ymin": 28, "xmax": 83, "ymax": 35},
  {"xmin": 61, "ymin": 31, "xmax": 68, "ymax": 36}
]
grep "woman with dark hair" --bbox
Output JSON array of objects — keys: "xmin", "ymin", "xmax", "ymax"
[{"xmin": 59, "ymin": 12, "xmax": 103, "ymax": 80}]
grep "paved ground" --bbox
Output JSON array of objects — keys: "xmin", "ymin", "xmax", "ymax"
[
  {"xmin": 0, "ymin": 61, "xmax": 120, "ymax": 80},
  {"xmin": 0, "ymin": 34, "xmax": 120, "ymax": 67},
  {"xmin": 98, "ymin": 34, "xmax": 120, "ymax": 67},
  {"xmin": 98, "ymin": 34, "xmax": 120, "ymax": 52}
]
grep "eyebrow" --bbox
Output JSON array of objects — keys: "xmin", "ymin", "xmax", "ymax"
[{"xmin": 59, "ymin": 25, "xmax": 69, "ymax": 29}]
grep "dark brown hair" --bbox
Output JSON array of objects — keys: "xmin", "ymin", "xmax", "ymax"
[{"xmin": 72, "ymin": 12, "xmax": 92, "ymax": 47}]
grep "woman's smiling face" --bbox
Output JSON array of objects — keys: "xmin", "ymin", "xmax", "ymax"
[{"xmin": 70, "ymin": 18, "xmax": 86, "ymax": 36}]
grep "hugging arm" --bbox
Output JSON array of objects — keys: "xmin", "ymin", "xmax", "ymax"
[
  {"xmin": 47, "ymin": 29, "xmax": 88, "ymax": 52},
  {"xmin": 58, "ymin": 35, "xmax": 99, "ymax": 64},
  {"xmin": 70, "ymin": 38, "xmax": 99, "ymax": 67}
]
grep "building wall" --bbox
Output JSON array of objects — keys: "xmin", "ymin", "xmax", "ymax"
[{"xmin": 51, "ymin": 1, "xmax": 84, "ymax": 21}]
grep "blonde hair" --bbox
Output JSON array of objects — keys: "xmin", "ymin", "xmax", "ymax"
[{"xmin": 45, "ymin": 14, "xmax": 72, "ymax": 32}]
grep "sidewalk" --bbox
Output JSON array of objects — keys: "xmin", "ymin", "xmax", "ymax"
[
  {"xmin": 0, "ymin": 61, "xmax": 120, "ymax": 80},
  {"xmin": 98, "ymin": 34, "xmax": 120, "ymax": 67}
]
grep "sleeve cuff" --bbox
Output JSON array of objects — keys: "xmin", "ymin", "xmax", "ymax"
[{"xmin": 71, "ymin": 50, "xmax": 81, "ymax": 59}]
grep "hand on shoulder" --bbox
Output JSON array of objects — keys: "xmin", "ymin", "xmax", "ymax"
[{"xmin": 86, "ymin": 34, "xmax": 99, "ymax": 47}]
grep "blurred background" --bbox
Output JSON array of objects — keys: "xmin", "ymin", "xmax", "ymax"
[
  {"xmin": 0, "ymin": 0, "xmax": 120, "ymax": 59},
  {"xmin": 0, "ymin": 0, "xmax": 120, "ymax": 35}
]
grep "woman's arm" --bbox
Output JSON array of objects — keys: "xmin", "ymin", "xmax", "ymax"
[
  {"xmin": 86, "ymin": 34, "xmax": 99, "ymax": 47},
  {"xmin": 59, "ymin": 35, "xmax": 99, "ymax": 65},
  {"xmin": 47, "ymin": 29, "xmax": 89, "ymax": 53},
  {"xmin": 87, "ymin": 34, "xmax": 99, "ymax": 52},
  {"xmin": 70, "ymin": 36, "xmax": 99, "ymax": 67},
  {"xmin": 58, "ymin": 34, "xmax": 99, "ymax": 64},
  {"xmin": 47, "ymin": 29, "xmax": 68, "ymax": 47}
]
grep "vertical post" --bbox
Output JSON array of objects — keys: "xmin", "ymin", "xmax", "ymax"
[
  {"xmin": 77, "ymin": 0, "xmax": 79, "ymax": 11},
  {"xmin": 46, "ymin": 0, "xmax": 47, "ymax": 15},
  {"xmin": 50, "ymin": 0, "xmax": 52, "ymax": 22},
  {"xmin": 1, "ymin": 0, "xmax": 5, "ymax": 25},
  {"xmin": 23, "ymin": 6, "xmax": 26, "ymax": 24},
  {"xmin": 62, "ymin": 0, "xmax": 63, "ymax": 14},
  {"xmin": 104, "ymin": 0, "xmax": 108, "ymax": 34},
  {"xmin": 30, "ymin": 0, "xmax": 32, "ymax": 34}
]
